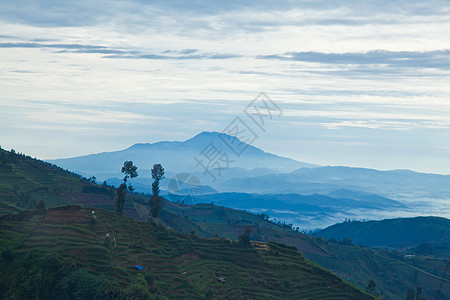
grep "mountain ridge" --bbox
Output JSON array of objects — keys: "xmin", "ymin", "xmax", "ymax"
[{"xmin": 48, "ymin": 131, "xmax": 317, "ymax": 179}]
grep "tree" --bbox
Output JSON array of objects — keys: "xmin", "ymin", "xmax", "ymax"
[
  {"xmin": 342, "ymin": 237, "xmax": 353, "ymax": 246},
  {"xmin": 238, "ymin": 224, "xmax": 252, "ymax": 247},
  {"xmin": 36, "ymin": 199, "xmax": 46, "ymax": 211},
  {"xmin": 121, "ymin": 161, "xmax": 138, "ymax": 191},
  {"xmin": 113, "ymin": 184, "xmax": 127, "ymax": 215},
  {"xmin": 149, "ymin": 164, "xmax": 164, "ymax": 218},
  {"xmin": 416, "ymin": 287, "xmax": 422, "ymax": 300},
  {"xmin": 114, "ymin": 161, "xmax": 138, "ymax": 215},
  {"xmin": 406, "ymin": 288, "xmax": 415, "ymax": 300},
  {"xmin": 414, "ymin": 243, "xmax": 435, "ymax": 255},
  {"xmin": 366, "ymin": 279, "xmax": 376, "ymax": 295}
]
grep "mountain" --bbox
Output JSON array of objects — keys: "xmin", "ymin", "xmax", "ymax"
[
  {"xmin": 49, "ymin": 131, "xmax": 317, "ymax": 182},
  {"xmin": 217, "ymin": 166, "xmax": 450, "ymax": 199},
  {"xmin": 315, "ymin": 216, "xmax": 450, "ymax": 251},
  {"xmin": 196, "ymin": 192, "xmax": 404, "ymax": 210}
]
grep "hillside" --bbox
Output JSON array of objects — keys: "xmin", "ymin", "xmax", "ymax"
[
  {"xmin": 315, "ymin": 217, "xmax": 450, "ymax": 254},
  {"xmin": 0, "ymin": 206, "xmax": 374, "ymax": 299},
  {"xmin": 0, "ymin": 148, "xmax": 116, "ymax": 216},
  {"xmin": 159, "ymin": 203, "xmax": 450, "ymax": 300},
  {"xmin": 1, "ymin": 147, "xmax": 448, "ymax": 299}
]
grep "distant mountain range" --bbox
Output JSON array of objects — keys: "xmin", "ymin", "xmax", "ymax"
[
  {"xmin": 218, "ymin": 166, "xmax": 450, "ymax": 200},
  {"xmin": 47, "ymin": 131, "xmax": 450, "ymax": 230},
  {"xmin": 50, "ymin": 131, "xmax": 450, "ymax": 200}
]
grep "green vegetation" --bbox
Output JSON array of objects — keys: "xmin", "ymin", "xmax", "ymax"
[
  {"xmin": 0, "ymin": 148, "xmax": 116, "ymax": 215},
  {"xmin": 160, "ymin": 202, "xmax": 449, "ymax": 299},
  {"xmin": 114, "ymin": 161, "xmax": 139, "ymax": 215},
  {"xmin": 304, "ymin": 242, "xmax": 448, "ymax": 299},
  {"xmin": 0, "ymin": 147, "xmax": 448, "ymax": 299},
  {"xmin": 0, "ymin": 206, "xmax": 374, "ymax": 299}
]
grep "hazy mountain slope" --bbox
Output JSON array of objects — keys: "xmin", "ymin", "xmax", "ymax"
[
  {"xmin": 218, "ymin": 166, "xmax": 450, "ymax": 199},
  {"xmin": 315, "ymin": 216, "xmax": 450, "ymax": 249},
  {"xmin": 197, "ymin": 192, "xmax": 404, "ymax": 210},
  {"xmin": 49, "ymin": 132, "xmax": 316, "ymax": 178},
  {"xmin": 0, "ymin": 206, "xmax": 374, "ymax": 299}
]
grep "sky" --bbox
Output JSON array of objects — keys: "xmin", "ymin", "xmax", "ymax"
[{"xmin": 1, "ymin": 0, "xmax": 450, "ymax": 174}]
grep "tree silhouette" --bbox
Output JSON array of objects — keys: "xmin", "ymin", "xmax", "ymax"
[
  {"xmin": 366, "ymin": 279, "xmax": 376, "ymax": 295},
  {"xmin": 238, "ymin": 224, "xmax": 252, "ymax": 247},
  {"xmin": 121, "ymin": 161, "xmax": 138, "ymax": 190},
  {"xmin": 36, "ymin": 199, "xmax": 46, "ymax": 211},
  {"xmin": 114, "ymin": 161, "xmax": 138, "ymax": 215},
  {"xmin": 150, "ymin": 164, "xmax": 165, "ymax": 218},
  {"xmin": 416, "ymin": 286, "xmax": 422, "ymax": 300},
  {"xmin": 406, "ymin": 288, "xmax": 415, "ymax": 300}
]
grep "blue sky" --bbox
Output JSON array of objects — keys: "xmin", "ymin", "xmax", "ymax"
[{"xmin": 1, "ymin": 0, "xmax": 450, "ymax": 174}]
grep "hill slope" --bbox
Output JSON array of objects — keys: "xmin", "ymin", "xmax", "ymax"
[
  {"xmin": 315, "ymin": 217, "xmax": 450, "ymax": 250},
  {"xmin": 1, "ymin": 147, "xmax": 448, "ymax": 299},
  {"xmin": 0, "ymin": 148, "xmax": 116, "ymax": 215},
  {"xmin": 0, "ymin": 206, "xmax": 373, "ymax": 299},
  {"xmin": 160, "ymin": 202, "xmax": 450, "ymax": 300}
]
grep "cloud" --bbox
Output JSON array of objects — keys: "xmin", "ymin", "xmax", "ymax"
[
  {"xmin": 0, "ymin": 42, "xmax": 240, "ymax": 60},
  {"xmin": 257, "ymin": 50, "xmax": 450, "ymax": 70},
  {"xmin": 0, "ymin": 42, "xmax": 109, "ymax": 50},
  {"xmin": 1, "ymin": 0, "xmax": 450, "ymax": 174},
  {"xmin": 2, "ymin": 0, "xmax": 449, "ymax": 34},
  {"xmin": 163, "ymin": 49, "xmax": 199, "ymax": 54},
  {"xmin": 103, "ymin": 52, "xmax": 241, "ymax": 60}
]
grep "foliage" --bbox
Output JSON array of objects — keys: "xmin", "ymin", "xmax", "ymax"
[
  {"xmin": 150, "ymin": 164, "xmax": 165, "ymax": 218},
  {"xmin": 365, "ymin": 279, "xmax": 376, "ymax": 295},
  {"xmin": 121, "ymin": 161, "xmax": 138, "ymax": 184},
  {"xmin": 113, "ymin": 183, "xmax": 127, "ymax": 215},
  {"xmin": 238, "ymin": 224, "xmax": 252, "ymax": 247},
  {"xmin": 36, "ymin": 199, "xmax": 46, "ymax": 211},
  {"xmin": 114, "ymin": 161, "xmax": 139, "ymax": 215},
  {"xmin": 414, "ymin": 243, "xmax": 435, "ymax": 256},
  {"xmin": 406, "ymin": 288, "xmax": 415, "ymax": 300}
]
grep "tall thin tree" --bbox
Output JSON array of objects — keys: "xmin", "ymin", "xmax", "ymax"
[{"xmin": 150, "ymin": 164, "xmax": 165, "ymax": 218}]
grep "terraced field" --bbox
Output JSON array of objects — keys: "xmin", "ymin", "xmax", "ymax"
[
  {"xmin": 0, "ymin": 149, "xmax": 115, "ymax": 214},
  {"xmin": 0, "ymin": 206, "xmax": 374, "ymax": 299}
]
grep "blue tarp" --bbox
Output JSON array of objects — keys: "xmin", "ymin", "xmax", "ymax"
[{"xmin": 134, "ymin": 265, "xmax": 143, "ymax": 270}]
